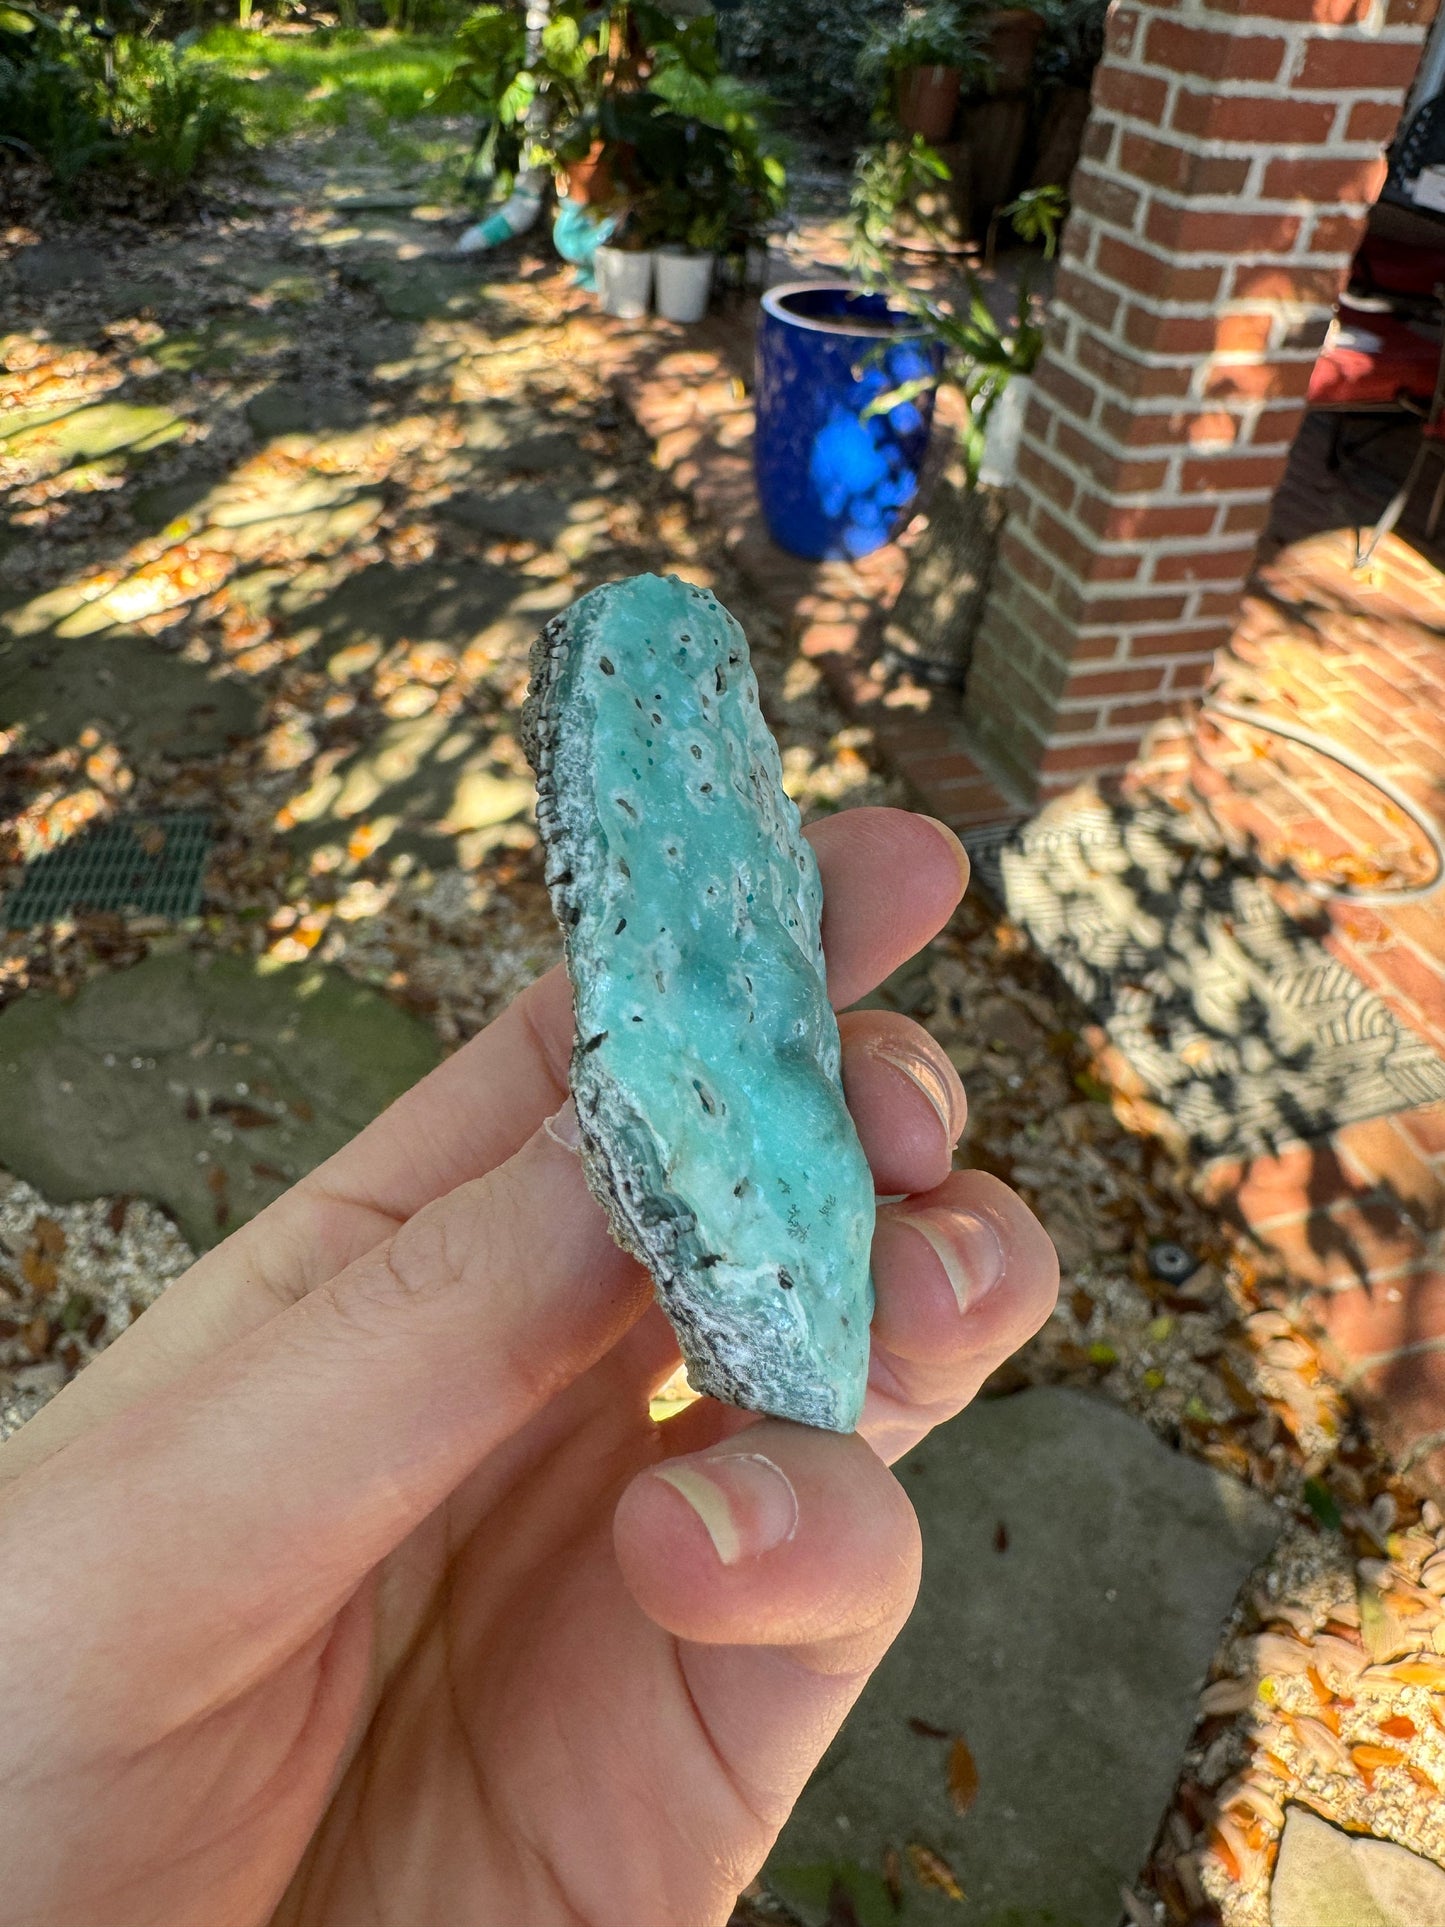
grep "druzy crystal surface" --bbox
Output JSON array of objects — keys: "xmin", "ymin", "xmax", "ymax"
[{"xmin": 521, "ymin": 574, "xmax": 874, "ymax": 1431}]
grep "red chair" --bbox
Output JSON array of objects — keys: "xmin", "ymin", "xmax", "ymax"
[{"xmin": 1356, "ymin": 344, "xmax": 1445, "ymax": 564}]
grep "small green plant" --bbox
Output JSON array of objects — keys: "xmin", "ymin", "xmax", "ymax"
[
  {"xmin": 854, "ymin": 183, "xmax": 1067, "ymax": 479},
  {"xmin": 856, "ymin": 0, "xmax": 994, "ymax": 93},
  {"xmin": 848, "ymin": 133, "xmax": 952, "ymax": 260},
  {"xmin": 0, "ymin": 5, "xmax": 243, "ymax": 204}
]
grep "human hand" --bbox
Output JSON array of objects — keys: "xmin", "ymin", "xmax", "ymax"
[{"xmin": 0, "ymin": 806, "xmax": 1057, "ymax": 1927}]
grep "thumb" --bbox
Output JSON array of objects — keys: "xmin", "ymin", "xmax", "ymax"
[{"xmin": 2, "ymin": 1105, "xmax": 646, "ymax": 1739}]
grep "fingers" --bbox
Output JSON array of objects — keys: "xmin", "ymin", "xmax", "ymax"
[
  {"xmin": 813, "ymin": 808, "xmax": 968, "ymax": 1008},
  {"xmin": 838, "ymin": 1010, "xmax": 964, "ymax": 1198},
  {"xmin": 862, "ymin": 1171, "xmax": 1060, "ymax": 1464},
  {"xmin": 1, "ymin": 1115, "xmax": 650, "ymax": 1733},
  {"xmin": 614, "ymin": 1420, "xmax": 921, "ymax": 1826}
]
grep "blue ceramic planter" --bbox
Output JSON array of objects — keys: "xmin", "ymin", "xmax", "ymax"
[{"xmin": 754, "ymin": 282, "xmax": 942, "ymax": 562}]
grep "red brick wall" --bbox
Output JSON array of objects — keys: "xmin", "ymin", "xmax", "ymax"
[{"xmin": 962, "ymin": 0, "xmax": 1440, "ymax": 802}]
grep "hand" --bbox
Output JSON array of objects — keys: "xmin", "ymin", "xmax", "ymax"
[{"xmin": 0, "ymin": 807, "xmax": 1057, "ymax": 1927}]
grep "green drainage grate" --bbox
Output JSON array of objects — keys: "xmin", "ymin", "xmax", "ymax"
[{"xmin": 4, "ymin": 814, "xmax": 213, "ymax": 928}]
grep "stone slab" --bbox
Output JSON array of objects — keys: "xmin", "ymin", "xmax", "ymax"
[
  {"xmin": 0, "ymin": 633, "xmax": 261, "ymax": 762},
  {"xmin": 1271, "ymin": 1806, "xmax": 1445, "ymax": 1927},
  {"xmin": 439, "ymin": 484, "xmax": 578, "ymax": 545},
  {"xmin": 10, "ymin": 244, "xmax": 98, "ymax": 293},
  {"xmin": 0, "ymin": 951, "xmax": 440, "ymax": 1249},
  {"xmin": 765, "ymin": 1387, "xmax": 1282, "ymax": 1927}
]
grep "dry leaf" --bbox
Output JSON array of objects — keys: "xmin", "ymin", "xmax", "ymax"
[
  {"xmin": 210, "ymin": 1101, "xmax": 274, "ymax": 1130},
  {"xmin": 882, "ymin": 1846, "xmax": 902, "ymax": 1912},
  {"xmin": 31, "ymin": 1215, "xmax": 66, "ymax": 1259},
  {"xmin": 1351, "ymin": 1743, "xmax": 1405, "ymax": 1770},
  {"xmin": 905, "ymin": 1842, "xmax": 964, "ymax": 1902},
  {"xmin": 107, "ymin": 1196, "xmax": 129, "ymax": 1235},
  {"xmin": 1363, "ymin": 1653, "xmax": 1445, "ymax": 1689},
  {"xmin": 1290, "ymin": 1715, "xmax": 1349, "ymax": 1771},
  {"xmin": 947, "ymin": 1736, "xmax": 980, "ymax": 1817},
  {"xmin": 1119, "ymin": 1888, "xmax": 1154, "ymax": 1927},
  {"xmin": 993, "ymin": 1520, "xmax": 1009, "ymax": 1553},
  {"xmin": 1379, "ymin": 1714, "xmax": 1417, "ymax": 1740},
  {"xmin": 20, "ymin": 1250, "xmax": 58, "ymax": 1295},
  {"xmin": 1199, "ymin": 1675, "xmax": 1255, "ymax": 1715}
]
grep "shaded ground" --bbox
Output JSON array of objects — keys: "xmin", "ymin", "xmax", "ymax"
[{"xmin": 4, "ymin": 127, "xmax": 1445, "ymax": 1927}]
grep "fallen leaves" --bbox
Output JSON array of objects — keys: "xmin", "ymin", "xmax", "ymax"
[
  {"xmin": 946, "ymin": 1737, "xmax": 980, "ymax": 1818},
  {"xmin": 905, "ymin": 1842, "xmax": 964, "ymax": 1902}
]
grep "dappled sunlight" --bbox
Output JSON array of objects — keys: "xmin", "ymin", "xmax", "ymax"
[{"xmin": 2, "ymin": 139, "xmax": 892, "ymax": 1046}]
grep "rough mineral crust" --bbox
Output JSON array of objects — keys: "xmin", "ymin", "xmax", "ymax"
[{"xmin": 521, "ymin": 574, "xmax": 874, "ymax": 1431}]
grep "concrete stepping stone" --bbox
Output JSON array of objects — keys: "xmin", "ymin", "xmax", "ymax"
[
  {"xmin": 245, "ymin": 382, "xmax": 370, "ymax": 439},
  {"xmin": 765, "ymin": 1387, "xmax": 1281, "ymax": 1927},
  {"xmin": 10, "ymin": 243, "xmax": 98, "ymax": 294},
  {"xmin": 1271, "ymin": 1807, "xmax": 1445, "ymax": 1927},
  {"xmin": 153, "ymin": 315, "xmax": 294, "ymax": 375},
  {"xmin": 283, "ymin": 559, "xmax": 534, "ymax": 659},
  {"xmin": 340, "ymin": 256, "xmax": 496, "ymax": 322},
  {"xmin": 439, "ymin": 484, "xmax": 579, "ymax": 546},
  {"xmin": 0, "ymin": 632, "xmax": 260, "ymax": 762},
  {"xmin": 0, "ymin": 951, "xmax": 440, "ymax": 1250},
  {"xmin": 285, "ymin": 710, "xmax": 533, "ymax": 860}
]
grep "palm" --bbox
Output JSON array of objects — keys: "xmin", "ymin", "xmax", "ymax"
[{"xmin": 275, "ymin": 1329, "xmax": 766, "ymax": 1927}]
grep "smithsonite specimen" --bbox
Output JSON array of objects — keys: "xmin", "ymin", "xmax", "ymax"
[{"xmin": 521, "ymin": 574, "xmax": 874, "ymax": 1431}]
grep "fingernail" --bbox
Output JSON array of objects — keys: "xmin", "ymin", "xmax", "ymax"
[
  {"xmin": 543, "ymin": 1097, "xmax": 581, "ymax": 1154},
  {"xmin": 654, "ymin": 1451, "xmax": 799, "ymax": 1565},
  {"xmin": 868, "ymin": 1039, "xmax": 960, "ymax": 1142},
  {"xmin": 918, "ymin": 815, "xmax": 971, "ymax": 896},
  {"xmin": 893, "ymin": 1206, "xmax": 1005, "ymax": 1312}
]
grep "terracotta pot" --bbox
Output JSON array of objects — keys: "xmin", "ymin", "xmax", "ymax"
[
  {"xmin": 984, "ymin": 6, "xmax": 1045, "ymax": 91},
  {"xmin": 566, "ymin": 140, "xmax": 614, "ymax": 207},
  {"xmin": 896, "ymin": 63, "xmax": 962, "ymax": 142}
]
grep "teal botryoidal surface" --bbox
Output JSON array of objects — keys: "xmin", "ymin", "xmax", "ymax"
[{"xmin": 522, "ymin": 574, "xmax": 874, "ymax": 1431}]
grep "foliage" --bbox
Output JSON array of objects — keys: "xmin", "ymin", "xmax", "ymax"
[
  {"xmin": 848, "ymin": 133, "xmax": 952, "ymax": 260},
  {"xmin": 194, "ymin": 25, "xmax": 457, "ymax": 141},
  {"xmin": 856, "ymin": 0, "xmax": 994, "ymax": 92},
  {"xmin": 434, "ymin": 0, "xmax": 785, "ymax": 250},
  {"xmin": 0, "ymin": 5, "xmax": 243, "ymax": 203},
  {"xmin": 1031, "ymin": 0, "xmax": 1108, "ymax": 88},
  {"xmin": 854, "ymin": 184, "xmax": 1067, "ymax": 481},
  {"xmin": 720, "ymin": 0, "xmax": 899, "ymax": 136}
]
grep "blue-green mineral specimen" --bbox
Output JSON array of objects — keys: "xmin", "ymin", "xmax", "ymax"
[{"xmin": 521, "ymin": 574, "xmax": 874, "ymax": 1431}]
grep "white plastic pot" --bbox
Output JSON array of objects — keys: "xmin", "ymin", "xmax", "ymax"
[
  {"xmin": 654, "ymin": 248, "xmax": 715, "ymax": 324},
  {"xmin": 596, "ymin": 245, "xmax": 654, "ymax": 319},
  {"xmin": 977, "ymin": 373, "xmax": 1034, "ymax": 489}
]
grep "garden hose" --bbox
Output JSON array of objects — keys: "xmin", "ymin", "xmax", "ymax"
[{"xmin": 1197, "ymin": 697, "xmax": 1445, "ymax": 905}]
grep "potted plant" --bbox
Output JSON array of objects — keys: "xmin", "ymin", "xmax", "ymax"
[{"xmin": 857, "ymin": 0, "xmax": 994, "ymax": 143}]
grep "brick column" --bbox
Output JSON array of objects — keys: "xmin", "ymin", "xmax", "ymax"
[{"xmin": 962, "ymin": 0, "xmax": 1437, "ymax": 802}]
